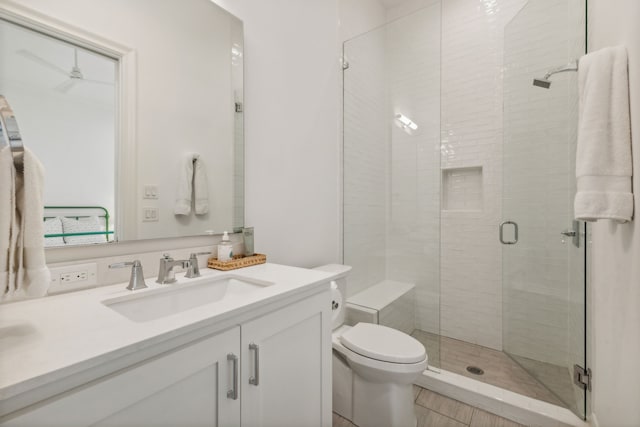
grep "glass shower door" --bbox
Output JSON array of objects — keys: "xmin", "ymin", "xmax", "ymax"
[
  {"xmin": 502, "ymin": 0, "xmax": 587, "ymax": 419},
  {"xmin": 342, "ymin": 4, "xmax": 442, "ymax": 369}
]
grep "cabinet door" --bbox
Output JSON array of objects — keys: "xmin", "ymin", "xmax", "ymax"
[
  {"xmin": 2, "ymin": 327, "xmax": 241, "ymax": 427},
  {"xmin": 241, "ymin": 292, "xmax": 331, "ymax": 427}
]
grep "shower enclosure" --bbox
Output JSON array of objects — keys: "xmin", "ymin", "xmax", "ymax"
[{"xmin": 342, "ymin": 0, "xmax": 587, "ymax": 419}]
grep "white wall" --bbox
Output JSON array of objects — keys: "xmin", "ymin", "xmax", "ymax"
[
  {"xmin": 339, "ymin": 0, "xmax": 386, "ymax": 42},
  {"xmin": 214, "ymin": 0, "xmax": 341, "ymax": 267},
  {"xmin": 385, "ymin": 0, "xmax": 438, "ymax": 22},
  {"xmin": 588, "ymin": 1, "xmax": 640, "ymax": 426}
]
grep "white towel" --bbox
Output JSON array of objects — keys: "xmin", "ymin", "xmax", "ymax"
[
  {"xmin": 193, "ymin": 156, "xmax": 209, "ymax": 215},
  {"xmin": 174, "ymin": 153, "xmax": 209, "ymax": 216},
  {"xmin": 574, "ymin": 46, "xmax": 633, "ymax": 222},
  {"xmin": 0, "ymin": 146, "xmax": 17, "ymax": 297},
  {"xmin": 1, "ymin": 148, "xmax": 50, "ymax": 301}
]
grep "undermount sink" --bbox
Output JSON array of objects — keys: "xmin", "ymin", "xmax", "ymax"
[{"xmin": 102, "ymin": 275, "xmax": 274, "ymax": 322}]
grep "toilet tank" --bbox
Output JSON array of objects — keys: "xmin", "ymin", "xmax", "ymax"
[{"xmin": 313, "ymin": 264, "xmax": 351, "ymax": 329}]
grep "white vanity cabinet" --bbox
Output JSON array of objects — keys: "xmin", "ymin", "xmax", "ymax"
[
  {"xmin": 2, "ymin": 327, "xmax": 242, "ymax": 427},
  {"xmin": 241, "ymin": 292, "xmax": 331, "ymax": 427},
  {"xmin": 1, "ymin": 290, "xmax": 331, "ymax": 427}
]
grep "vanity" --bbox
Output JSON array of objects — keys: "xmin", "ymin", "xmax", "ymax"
[{"xmin": 0, "ymin": 264, "xmax": 335, "ymax": 426}]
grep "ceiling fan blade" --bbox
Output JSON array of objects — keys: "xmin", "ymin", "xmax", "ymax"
[
  {"xmin": 55, "ymin": 78, "xmax": 81, "ymax": 93},
  {"xmin": 83, "ymin": 78, "xmax": 114, "ymax": 86},
  {"xmin": 16, "ymin": 49, "xmax": 69, "ymax": 76}
]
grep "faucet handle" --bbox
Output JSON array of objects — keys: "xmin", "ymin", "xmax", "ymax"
[
  {"xmin": 190, "ymin": 252, "xmax": 211, "ymax": 258},
  {"xmin": 185, "ymin": 252, "xmax": 211, "ymax": 278},
  {"xmin": 109, "ymin": 260, "xmax": 148, "ymax": 291}
]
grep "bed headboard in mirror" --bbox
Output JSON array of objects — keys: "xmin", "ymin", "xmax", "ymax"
[{"xmin": 0, "ymin": 0, "xmax": 244, "ymax": 248}]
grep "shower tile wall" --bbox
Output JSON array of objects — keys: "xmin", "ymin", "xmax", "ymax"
[
  {"xmin": 439, "ymin": 0, "xmax": 527, "ymax": 350},
  {"xmin": 343, "ymin": 28, "xmax": 388, "ymax": 298}
]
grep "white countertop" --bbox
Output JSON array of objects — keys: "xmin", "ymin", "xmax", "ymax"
[{"xmin": 0, "ymin": 263, "xmax": 335, "ymax": 412}]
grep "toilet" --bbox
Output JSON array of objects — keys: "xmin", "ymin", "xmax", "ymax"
[{"xmin": 314, "ymin": 265, "xmax": 428, "ymax": 427}]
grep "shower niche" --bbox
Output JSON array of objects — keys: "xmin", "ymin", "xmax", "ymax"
[{"xmin": 441, "ymin": 166, "xmax": 483, "ymax": 212}]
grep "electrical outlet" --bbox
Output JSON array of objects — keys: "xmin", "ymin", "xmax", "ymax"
[{"xmin": 49, "ymin": 263, "xmax": 98, "ymax": 294}]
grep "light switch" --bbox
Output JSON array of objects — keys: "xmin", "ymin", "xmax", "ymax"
[
  {"xmin": 142, "ymin": 207, "xmax": 159, "ymax": 222},
  {"xmin": 143, "ymin": 185, "xmax": 158, "ymax": 199}
]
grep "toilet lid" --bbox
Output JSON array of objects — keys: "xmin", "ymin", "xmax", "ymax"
[{"xmin": 339, "ymin": 323, "xmax": 426, "ymax": 364}]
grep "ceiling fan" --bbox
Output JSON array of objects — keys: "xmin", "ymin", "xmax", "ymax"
[{"xmin": 16, "ymin": 48, "xmax": 113, "ymax": 93}]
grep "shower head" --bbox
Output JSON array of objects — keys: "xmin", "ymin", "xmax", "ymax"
[
  {"xmin": 532, "ymin": 78, "xmax": 552, "ymax": 89},
  {"xmin": 532, "ymin": 60, "xmax": 579, "ymax": 89}
]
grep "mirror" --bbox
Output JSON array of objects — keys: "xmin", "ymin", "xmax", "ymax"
[{"xmin": 0, "ymin": 0, "xmax": 244, "ymax": 246}]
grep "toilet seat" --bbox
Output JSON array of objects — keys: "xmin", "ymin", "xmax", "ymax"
[
  {"xmin": 332, "ymin": 324, "xmax": 427, "ymax": 382},
  {"xmin": 339, "ymin": 323, "xmax": 426, "ymax": 364}
]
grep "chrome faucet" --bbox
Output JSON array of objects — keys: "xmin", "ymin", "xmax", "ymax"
[
  {"xmin": 156, "ymin": 253, "xmax": 191, "ymax": 284},
  {"xmin": 109, "ymin": 260, "xmax": 148, "ymax": 291},
  {"xmin": 185, "ymin": 252, "xmax": 211, "ymax": 278}
]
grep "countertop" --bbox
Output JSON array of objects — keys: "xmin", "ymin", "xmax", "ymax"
[{"xmin": 0, "ymin": 263, "xmax": 335, "ymax": 414}]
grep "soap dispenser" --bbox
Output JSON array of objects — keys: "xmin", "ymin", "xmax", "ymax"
[{"xmin": 217, "ymin": 231, "xmax": 233, "ymax": 262}]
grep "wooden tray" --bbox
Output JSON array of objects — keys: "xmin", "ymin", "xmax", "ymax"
[{"xmin": 207, "ymin": 253, "xmax": 266, "ymax": 271}]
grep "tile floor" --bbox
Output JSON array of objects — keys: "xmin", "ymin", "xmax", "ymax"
[
  {"xmin": 333, "ymin": 385, "xmax": 528, "ymax": 427},
  {"xmin": 410, "ymin": 329, "xmax": 576, "ymax": 411}
]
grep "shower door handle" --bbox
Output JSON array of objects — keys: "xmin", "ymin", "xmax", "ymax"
[{"xmin": 499, "ymin": 221, "xmax": 518, "ymax": 245}]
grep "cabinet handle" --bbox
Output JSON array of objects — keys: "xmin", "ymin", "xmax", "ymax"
[
  {"xmin": 249, "ymin": 343, "xmax": 260, "ymax": 386},
  {"xmin": 227, "ymin": 353, "xmax": 239, "ymax": 400}
]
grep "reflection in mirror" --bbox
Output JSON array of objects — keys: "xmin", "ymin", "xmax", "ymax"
[
  {"xmin": 0, "ymin": 0, "xmax": 244, "ymax": 247},
  {"xmin": 0, "ymin": 19, "xmax": 117, "ymax": 246}
]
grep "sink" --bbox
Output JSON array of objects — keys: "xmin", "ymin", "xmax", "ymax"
[{"xmin": 102, "ymin": 275, "xmax": 274, "ymax": 322}]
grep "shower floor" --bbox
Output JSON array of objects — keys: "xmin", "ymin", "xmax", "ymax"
[{"xmin": 411, "ymin": 330, "xmax": 577, "ymax": 413}]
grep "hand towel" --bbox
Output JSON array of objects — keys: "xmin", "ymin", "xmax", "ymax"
[
  {"xmin": 0, "ymin": 146, "xmax": 17, "ymax": 298},
  {"xmin": 1, "ymin": 148, "xmax": 50, "ymax": 301},
  {"xmin": 174, "ymin": 153, "xmax": 195, "ymax": 215},
  {"xmin": 174, "ymin": 153, "xmax": 209, "ymax": 216},
  {"xmin": 14, "ymin": 148, "xmax": 50, "ymax": 299},
  {"xmin": 193, "ymin": 155, "xmax": 209, "ymax": 215},
  {"xmin": 574, "ymin": 46, "xmax": 633, "ymax": 222}
]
